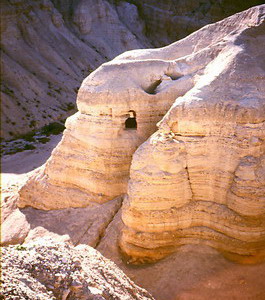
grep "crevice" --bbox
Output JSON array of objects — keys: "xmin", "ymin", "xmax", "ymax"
[
  {"xmin": 184, "ymin": 154, "xmax": 194, "ymax": 201},
  {"xmin": 94, "ymin": 195, "xmax": 124, "ymax": 248},
  {"xmin": 74, "ymin": 223, "xmax": 92, "ymax": 247},
  {"xmin": 175, "ymin": 134, "xmax": 205, "ymax": 138}
]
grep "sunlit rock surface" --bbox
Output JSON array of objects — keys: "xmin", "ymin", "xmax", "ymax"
[
  {"xmin": 120, "ymin": 5, "xmax": 265, "ymax": 264},
  {"xmin": 18, "ymin": 5, "xmax": 265, "ymax": 264},
  {"xmin": 2, "ymin": 240, "xmax": 154, "ymax": 300}
]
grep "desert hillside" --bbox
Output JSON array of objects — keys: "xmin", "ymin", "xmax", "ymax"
[{"xmin": 1, "ymin": 0, "xmax": 263, "ymax": 139}]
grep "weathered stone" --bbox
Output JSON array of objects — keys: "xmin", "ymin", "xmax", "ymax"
[
  {"xmin": 120, "ymin": 5, "xmax": 265, "ymax": 264},
  {"xmin": 1, "ymin": 240, "xmax": 154, "ymax": 299}
]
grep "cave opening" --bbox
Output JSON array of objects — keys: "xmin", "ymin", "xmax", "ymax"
[{"xmin": 125, "ymin": 110, "xmax": 137, "ymax": 130}]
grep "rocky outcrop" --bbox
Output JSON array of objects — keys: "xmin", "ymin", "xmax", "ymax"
[
  {"xmin": 17, "ymin": 5, "xmax": 265, "ymax": 264},
  {"xmin": 18, "ymin": 29, "xmax": 197, "ymax": 210},
  {"xmin": 1, "ymin": 193, "xmax": 30, "ymax": 246},
  {"xmin": 1, "ymin": 240, "xmax": 154, "ymax": 299},
  {"xmin": 120, "ymin": 5, "xmax": 265, "ymax": 264}
]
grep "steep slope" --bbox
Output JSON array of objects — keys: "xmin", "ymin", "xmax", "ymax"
[
  {"xmin": 121, "ymin": 0, "xmax": 265, "ymax": 46},
  {"xmin": 0, "ymin": 0, "xmax": 149, "ymax": 140}
]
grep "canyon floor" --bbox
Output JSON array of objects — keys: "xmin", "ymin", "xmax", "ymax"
[{"xmin": 1, "ymin": 136, "xmax": 265, "ymax": 300}]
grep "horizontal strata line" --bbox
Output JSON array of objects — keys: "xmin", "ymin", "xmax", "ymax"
[
  {"xmin": 122, "ymin": 239, "xmax": 263, "ymax": 257},
  {"xmin": 123, "ymin": 225, "xmax": 265, "ymax": 246},
  {"xmin": 124, "ymin": 215, "xmax": 265, "ymax": 236},
  {"xmin": 123, "ymin": 221, "xmax": 265, "ymax": 242},
  {"xmin": 126, "ymin": 200, "xmax": 265, "ymax": 222}
]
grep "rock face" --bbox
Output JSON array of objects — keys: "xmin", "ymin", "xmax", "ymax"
[
  {"xmin": 1, "ymin": 193, "xmax": 30, "ymax": 246},
  {"xmin": 120, "ymin": 6, "xmax": 265, "ymax": 264},
  {"xmin": 0, "ymin": 0, "xmax": 149, "ymax": 140},
  {"xmin": 124, "ymin": 0, "xmax": 265, "ymax": 47},
  {"xmin": 18, "ymin": 5, "xmax": 265, "ymax": 264},
  {"xmin": 1, "ymin": 240, "xmax": 154, "ymax": 299},
  {"xmin": 18, "ymin": 33, "xmax": 195, "ymax": 209},
  {"xmin": 1, "ymin": 0, "xmax": 262, "ymax": 140}
]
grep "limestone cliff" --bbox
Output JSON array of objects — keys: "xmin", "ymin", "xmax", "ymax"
[
  {"xmin": 18, "ymin": 52, "xmax": 194, "ymax": 209},
  {"xmin": 120, "ymin": 5, "xmax": 265, "ymax": 264}
]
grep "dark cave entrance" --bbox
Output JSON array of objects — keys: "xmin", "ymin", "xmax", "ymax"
[{"xmin": 125, "ymin": 110, "xmax": 137, "ymax": 130}]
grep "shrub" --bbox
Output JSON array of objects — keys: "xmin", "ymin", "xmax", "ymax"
[{"xmin": 40, "ymin": 122, "xmax": 65, "ymax": 136}]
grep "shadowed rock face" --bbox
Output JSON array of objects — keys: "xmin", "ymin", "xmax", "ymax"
[
  {"xmin": 1, "ymin": 0, "xmax": 263, "ymax": 140},
  {"xmin": 121, "ymin": 0, "xmax": 265, "ymax": 47},
  {"xmin": 120, "ymin": 6, "xmax": 265, "ymax": 264},
  {"xmin": 0, "ymin": 0, "xmax": 149, "ymax": 140}
]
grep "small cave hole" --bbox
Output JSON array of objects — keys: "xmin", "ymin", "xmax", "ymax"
[
  {"xmin": 145, "ymin": 79, "xmax": 162, "ymax": 95},
  {"xmin": 125, "ymin": 110, "xmax": 137, "ymax": 130}
]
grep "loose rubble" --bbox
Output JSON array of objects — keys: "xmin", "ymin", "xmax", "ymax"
[{"xmin": 1, "ymin": 239, "xmax": 154, "ymax": 300}]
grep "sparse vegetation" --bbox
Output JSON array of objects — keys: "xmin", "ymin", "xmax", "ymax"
[
  {"xmin": 29, "ymin": 120, "xmax": 37, "ymax": 128},
  {"xmin": 40, "ymin": 122, "xmax": 65, "ymax": 136},
  {"xmin": 37, "ymin": 137, "xmax": 50, "ymax": 144},
  {"xmin": 22, "ymin": 132, "xmax": 35, "ymax": 142},
  {"xmin": 24, "ymin": 144, "xmax": 36, "ymax": 150},
  {"xmin": 2, "ymin": 121, "xmax": 65, "ymax": 155},
  {"xmin": 2, "ymin": 86, "xmax": 14, "ymax": 96}
]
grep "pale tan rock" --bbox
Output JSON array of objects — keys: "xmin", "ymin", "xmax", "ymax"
[
  {"xmin": 22, "ymin": 196, "xmax": 122, "ymax": 247},
  {"xmin": 97, "ymin": 215, "xmax": 265, "ymax": 300},
  {"xmin": 1, "ymin": 206, "xmax": 30, "ymax": 246},
  {"xmin": 18, "ymin": 5, "xmax": 265, "ymax": 264},
  {"xmin": 18, "ymin": 26, "xmax": 200, "ymax": 210},
  {"xmin": 120, "ymin": 6, "xmax": 265, "ymax": 264},
  {"xmin": 1, "ymin": 192, "xmax": 30, "ymax": 246},
  {"xmin": 1, "ymin": 0, "xmax": 258, "ymax": 140},
  {"xmin": 2, "ymin": 240, "xmax": 154, "ymax": 300}
]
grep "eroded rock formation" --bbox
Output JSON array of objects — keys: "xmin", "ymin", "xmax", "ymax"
[
  {"xmin": 120, "ymin": 6, "xmax": 265, "ymax": 264},
  {"xmin": 17, "ymin": 5, "xmax": 265, "ymax": 265},
  {"xmin": 18, "ymin": 33, "xmax": 197, "ymax": 209}
]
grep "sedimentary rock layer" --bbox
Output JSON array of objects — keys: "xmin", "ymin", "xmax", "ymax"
[
  {"xmin": 20, "ymin": 18, "xmax": 215, "ymax": 209},
  {"xmin": 18, "ymin": 5, "xmax": 265, "ymax": 263},
  {"xmin": 120, "ymin": 5, "xmax": 265, "ymax": 264}
]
